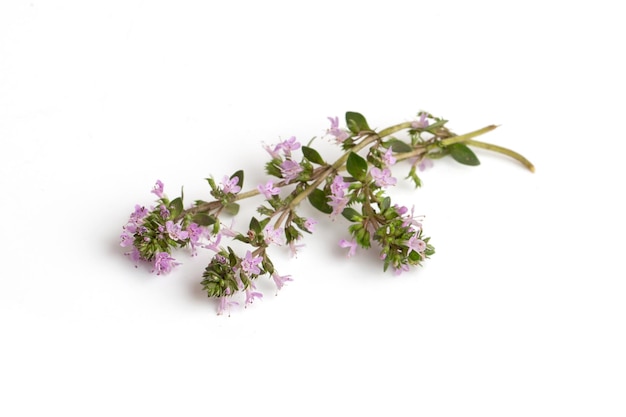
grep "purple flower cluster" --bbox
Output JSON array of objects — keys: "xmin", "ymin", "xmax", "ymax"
[
  {"xmin": 120, "ymin": 180, "xmax": 214, "ymax": 274},
  {"xmin": 329, "ymin": 175, "xmax": 349, "ymax": 217}
]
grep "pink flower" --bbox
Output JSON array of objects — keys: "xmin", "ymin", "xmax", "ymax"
[
  {"xmin": 125, "ymin": 247, "xmax": 142, "ymax": 265},
  {"xmin": 152, "ymin": 252, "xmax": 179, "ymax": 275},
  {"xmin": 120, "ymin": 232, "xmax": 134, "ymax": 247},
  {"xmin": 221, "ymin": 175, "xmax": 241, "ymax": 194},
  {"xmin": 263, "ymin": 224, "xmax": 284, "ymax": 246},
  {"xmin": 329, "ymin": 175, "xmax": 349, "ymax": 217},
  {"xmin": 407, "ymin": 235, "xmax": 426, "ymax": 254},
  {"xmin": 382, "ymin": 147, "xmax": 397, "ymax": 166},
  {"xmin": 245, "ymin": 281, "xmax": 263, "ymax": 306},
  {"xmin": 165, "ymin": 220, "xmax": 189, "ymax": 241},
  {"xmin": 203, "ymin": 232, "xmax": 222, "ymax": 252},
  {"xmin": 263, "ymin": 142, "xmax": 282, "ymax": 159},
  {"xmin": 418, "ymin": 158, "xmax": 433, "ymax": 171},
  {"xmin": 370, "ymin": 167, "xmax": 397, "ymax": 188},
  {"xmin": 279, "ymin": 160, "xmax": 303, "ymax": 182},
  {"xmin": 186, "ymin": 223, "xmax": 205, "ymax": 255},
  {"xmin": 303, "ymin": 218, "xmax": 317, "ymax": 233},
  {"xmin": 278, "ymin": 136, "xmax": 301, "ymax": 157},
  {"xmin": 151, "ymin": 180, "xmax": 164, "ymax": 198},
  {"xmin": 257, "ymin": 180, "xmax": 281, "ymax": 199},
  {"xmin": 393, "ymin": 264, "xmax": 410, "ymax": 275},
  {"xmin": 218, "ymin": 287, "xmax": 239, "ymax": 316},
  {"xmin": 241, "ymin": 250, "xmax": 262, "ymax": 276},
  {"xmin": 339, "ymin": 239, "xmax": 357, "ymax": 257},
  {"xmin": 327, "ymin": 116, "xmax": 350, "ymax": 143},
  {"xmin": 411, "ymin": 112, "xmax": 429, "ymax": 129},
  {"xmin": 272, "ymin": 272, "xmax": 293, "ymax": 291}
]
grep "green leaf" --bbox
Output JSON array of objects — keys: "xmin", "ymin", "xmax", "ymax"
[
  {"xmin": 346, "ymin": 152, "xmax": 368, "ymax": 181},
  {"xmin": 308, "ymin": 188, "xmax": 332, "ymax": 214},
  {"xmin": 192, "ymin": 213, "xmax": 216, "ymax": 226},
  {"xmin": 341, "ymin": 207, "xmax": 361, "ymax": 222},
  {"xmin": 265, "ymin": 161, "xmax": 282, "ymax": 178},
  {"xmin": 345, "ymin": 111, "xmax": 370, "ymax": 134},
  {"xmin": 302, "ymin": 146, "xmax": 325, "ymax": 165},
  {"xmin": 230, "ymin": 170, "xmax": 244, "ymax": 189},
  {"xmin": 224, "ymin": 203, "xmax": 240, "ymax": 215},
  {"xmin": 249, "ymin": 217, "xmax": 261, "ymax": 233},
  {"xmin": 206, "ymin": 177, "xmax": 217, "ymax": 192},
  {"xmin": 407, "ymin": 167, "xmax": 422, "ymax": 188},
  {"xmin": 169, "ymin": 197, "xmax": 183, "ymax": 218},
  {"xmin": 380, "ymin": 196, "xmax": 391, "ymax": 211},
  {"xmin": 448, "ymin": 143, "xmax": 481, "ymax": 166},
  {"xmin": 384, "ymin": 139, "xmax": 412, "ymax": 153}
]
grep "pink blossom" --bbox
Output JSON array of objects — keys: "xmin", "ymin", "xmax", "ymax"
[
  {"xmin": 151, "ymin": 180, "xmax": 164, "ymax": 198},
  {"xmin": 245, "ymin": 281, "xmax": 263, "ymax": 306},
  {"xmin": 217, "ymin": 287, "xmax": 239, "ymax": 316},
  {"xmin": 382, "ymin": 147, "xmax": 397, "ymax": 166},
  {"xmin": 165, "ymin": 220, "xmax": 189, "ymax": 241},
  {"xmin": 125, "ymin": 247, "xmax": 142, "ymax": 265},
  {"xmin": 339, "ymin": 239, "xmax": 357, "ymax": 257},
  {"xmin": 278, "ymin": 136, "xmax": 301, "ymax": 157},
  {"xmin": 203, "ymin": 232, "xmax": 222, "ymax": 252},
  {"xmin": 303, "ymin": 218, "xmax": 317, "ymax": 233},
  {"xmin": 418, "ymin": 158, "xmax": 433, "ymax": 171},
  {"xmin": 241, "ymin": 250, "xmax": 262, "ymax": 276},
  {"xmin": 272, "ymin": 272, "xmax": 293, "ymax": 291},
  {"xmin": 257, "ymin": 180, "xmax": 281, "ymax": 199},
  {"xmin": 120, "ymin": 232, "xmax": 134, "ymax": 247},
  {"xmin": 186, "ymin": 223, "xmax": 205, "ymax": 255},
  {"xmin": 288, "ymin": 240, "xmax": 305, "ymax": 257},
  {"xmin": 152, "ymin": 252, "xmax": 179, "ymax": 275},
  {"xmin": 263, "ymin": 142, "xmax": 282, "ymax": 159},
  {"xmin": 393, "ymin": 264, "xmax": 410, "ymax": 275},
  {"xmin": 329, "ymin": 175, "xmax": 349, "ymax": 217},
  {"xmin": 370, "ymin": 167, "xmax": 397, "ymax": 188},
  {"xmin": 407, "ymin": 235, "xmax": 426, "ymax": 254},
  {"xmin": 411, "ymin": 112, "xmax": 429, "ymax": 129},
  {"xmin": 279, "ymin": 160, "xmax": 303, "ymax": 182},
  {"xmin": 327, "ymin": 116, "xmax": 350, "ymax": 143},
  {"xmin": 263, "ymin": 224, "xmax": 284, "ymax": 246},
  {"xmin": 221, "ymin": 176, "xmax": 241, "ymax": 194}
]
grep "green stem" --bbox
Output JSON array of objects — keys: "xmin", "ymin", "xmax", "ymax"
[
  {"xmin": 434, "ymin": 125, "xmax": 499, "ymax": 148},
  {"xmin": 464, "ymin": 139, "xmax": 535, "ymax": 172}
]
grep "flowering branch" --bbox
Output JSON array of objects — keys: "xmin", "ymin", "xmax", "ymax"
[{"xmin": 119, "ymin": 111, "xmax": 533, "ymax": 315}]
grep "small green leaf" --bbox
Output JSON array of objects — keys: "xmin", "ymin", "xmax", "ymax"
[
  {"xmin": 224, "ymin": 203, "xmax": 240, "ymax": 215},
  {"xmin": 302, "ymin": 146, "xmax": 325, "ymax": 165},
  {"xmin": 308, "ymin": 188, "xmax": 332, "ymax": 214},
  {"xmin": 380, "ymin": 196, "xmax": 391, "ymax": 211},
  {"xmin": 206, "ymin": 177, "xmax": 217, "ymax": 192},
  {"xmin": 448, "ymin": 143, "xmax": 481, "ymax": 166},
  {"xmin": 346, "ymin": 152, "xmax": 368, "ymax": 181},
  {"xmin": 192, "ymin": 213, "xmax": 216, "ymax": 226},
  {"xmin": 384, "ymin": 139, "xmax": 412, "ymax": 153},
  {"xmin": 341, "ymin": 207, "xmax": 361, "ymax": 222},
  {"xmin": 249, "ymin": 217, "xmax": 261, "ymax": 233},
  {"xmin": 345, "ymin": 111, "xmax": 370, "ymax": 134},
  {"xmin": 265, "ymin": 161, "xmax": 282, "ymax": 178},
  {"xmin": 230, "ymin": 170, "xmax": 244, "ymax": 189},
  {"xmin": 407, "ymin": 167, "xmax": 422, "ymax": 188},
  {"xmin": 169, "ymin": 197, "xmax": 183, "ymax": 218}
]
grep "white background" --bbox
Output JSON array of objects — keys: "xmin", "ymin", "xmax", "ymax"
[{"xmin": 1, "ymin": 1, "xmax": 624, "ymax": 416}]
